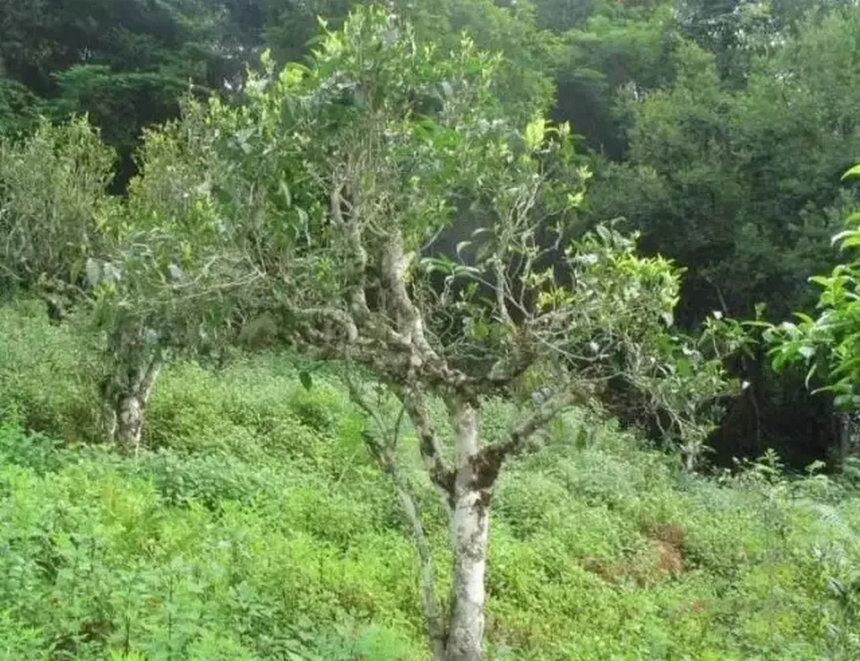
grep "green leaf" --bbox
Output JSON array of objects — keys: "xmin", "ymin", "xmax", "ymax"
[
  {"xmin": 839, "ymin": 234, "xmax": 860, "ymax": 249},
  {"xmin": 833, "ymin": 394, "xmax": 854, "ymax": 409},
  {"xmin": 471, "ymin": 319, "xmax": 490, "ymax": 340},
  {"xmin": 420, "ymin": 256, "xmax": 455, "ymax": 275},
  {"xmin": 841, "ymin": 164, "xmax": 860, "ymax": 181},
  {"xmin": 831, "ymin": 229, "xmax": 857, "ymax": 245},
  {"xmin": 797, "ymin": 345, "xmax": 816, "ymax": 360},
  {"xmin": 524, "ymin": 116, "xmax": 546, "ymax": 150},
  {"xmin": 566, "ymin": 191, "xmax": 584, "ymax": 207}
]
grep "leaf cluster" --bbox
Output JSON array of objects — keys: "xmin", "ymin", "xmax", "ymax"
[{"xmin": 767, "ymin": 166, "xmax": 860, "ymax": 409}]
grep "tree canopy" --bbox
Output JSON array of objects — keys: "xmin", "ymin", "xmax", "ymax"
[{"xmin": 2, "ymin": 0, "xmax": 860, "ymax": 504}]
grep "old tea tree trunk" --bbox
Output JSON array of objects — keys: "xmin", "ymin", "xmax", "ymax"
[
  {"xmin": 334, "ymin": 225, "xmax": 583, "ymax": 659},
  {"xmin": 440, "ymin": 394, "xmax": 579, "ymax": 660},
  {"xmin": 351, "ymin": 368, "xmax": 582, "ymax": 661},
  {"xmin": 237, "ymin": 9, "xmax": 727, "ymax": 657},
  {"xmin": 349, "ymin": 384, "xmax": 502, "ymax": 661},
  {"xmin": 100, "ymin": 326, "xmax": 162, "ymax": 454},
  {"xmin": 446, "ymin": 399, "xmax": 491, "ymax": 659}
]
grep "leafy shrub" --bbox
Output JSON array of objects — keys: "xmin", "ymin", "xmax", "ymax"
[
  {"xmin": 0, "ymin": 117, "xmax": 117, "ymax": 291},
  {"xmin": 0, "ymin": 422, "xmax": 66, "ymax": 474},
  {"xmin": 0, "ymin": 299, "xmax": 101, "ymax": 442},
  {"xmin": 0, "ymin": 431, "xmax": 428, "ymax": 659}
]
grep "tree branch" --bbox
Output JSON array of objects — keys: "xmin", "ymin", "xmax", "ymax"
[
  {"xmin": 331, "ymin": 180, "xmax": 371, "ymax": 323},
  {"xmin": 138, "ymin": 348, "xmax": 163, "ymax": 406},
  {"xmin": 484, "ymin": 387, "xmax": 587, "ymax": 463},
  {"xmin": 483, "ymin": 337, "xmax": 535, "ymax": 387},
  {"xmin": 344, "ymin": 374, "xmax": 447, "ymax": 655},
  {"xmin": 390, "ymin": 466, "xmax": 448, "ymax": 659},
  {"xmin": 282, "ymin": 298, "xmax": 359, "ymax": 345},
  {"xmin": 398, "ymin": 386, "xmax": 456, "ymax": 500}
]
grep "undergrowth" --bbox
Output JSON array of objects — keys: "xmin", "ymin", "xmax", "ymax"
[{"xmin": 1, "ymin": 302, "xmax": 859, "ymax": 659}]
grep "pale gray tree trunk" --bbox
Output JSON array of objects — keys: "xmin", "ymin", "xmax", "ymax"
[
  {"xmin": 102, "ymin": 352, "xmax": 161, "ymax": 454},
  {"xmin": 836, "ymin": 412, "xmax": 860, "ymax": 470},
  {"xmin": 393, "ymin": 388, "xmax": 574, "ymax": 660},
  {"xmin": 683, "ymin": 449, "xmax": 696, "ymax": 473},
  {"xmin": 445, "ymin": 400, "xmax": 491, "ymax": 661},
  {"xmin": 114, "ymin": 368, "xmax": 157, "ymax": 450}
]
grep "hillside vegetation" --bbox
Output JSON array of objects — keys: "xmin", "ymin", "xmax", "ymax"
[
  {"xmin": 2, "ymin": 301, "xmax": 859, "ymax": 659},
  {"xmin": 2, "ymin": 2, "xmax": 860, "ymax": 659}
]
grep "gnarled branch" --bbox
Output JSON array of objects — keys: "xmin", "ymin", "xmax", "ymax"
[
  {"xmin": 482, "ymin": 387, "xmax": 588, "ymax": 466},
  {"xmin": 398, "ymin": 385, "xmax": 456, "ymax": 500},
  {"xmin": 345, "ymin": 374, "xmax": 447, "ymax": 657}
]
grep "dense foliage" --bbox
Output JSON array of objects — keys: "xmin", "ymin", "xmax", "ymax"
[
  {"xmin": 1, "ymin": 306, "xmax": 859, "ymax": 659},
  {"xmin": 4, "ymin": 9, "xmax": 743, "ymax": 655},
  {"xmin": 3, "ymin": 1, "xmax": 860, "ymax": 659},
  {"xmin": 765, "ymin": 166, "xmax": 860, "ymax": 464},
  {"xmin": 3, "ymin": 0, "xmax": 859, "ymax": 461}
]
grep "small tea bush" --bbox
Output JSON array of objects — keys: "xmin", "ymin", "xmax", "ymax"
[{"xmin": 0, "ymin": 299, "xmax": 101, "ymax": 442}]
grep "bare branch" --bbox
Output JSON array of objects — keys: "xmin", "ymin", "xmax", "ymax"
[
  {"xmin": 389, "ymin": 465, "xmax": 448, "ymax": 657},
  {"xmin": 379, "ymin": 231, "xmax": 473, "ymax": 389},
  {"xmin": 485, "ymin": 387, "xmax": 588, "ymax": 463},
  {"xmin": 283, "ymin": 298, "xmax": 359, "ymax": 345},
  {"xmin": 139, "ymin": 350, "xmax": 163, "ymax": 406},
  {"xmin": 483, "ymin": 338, "xmax": 535, "ymax": 387},
  {"xmin": 344, "ymin": 374, "xmax": 447, "ymax": 654},
  {"xmin": 331, "ymin": 179, "xmax": 372, "ymax": 323},
  {"xmin": 493, "ymin": 259, "xmax": 514, "ymax": 326},
  {"xmin": 344, "ymin": 366, "xmax": 392, "ymax": 445},
  {"xmin": 398, "ymin": 386, "xmax": 456, "ymax": 500}
]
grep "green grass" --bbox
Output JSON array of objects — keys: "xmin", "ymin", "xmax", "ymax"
[{"xmin": 1, "ymin": 301, "xmax": 859, "ymax": 659}]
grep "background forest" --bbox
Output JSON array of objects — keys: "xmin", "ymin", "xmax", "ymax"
[
  {"xmin": 3, "ymin": 0, "xmax": 860, "ymax": 464},
  {"xmin": 1, "ymin": 1, "xmax": 860, "ymax": 659}
]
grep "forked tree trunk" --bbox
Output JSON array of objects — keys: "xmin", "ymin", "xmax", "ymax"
[
  {"xmin": 445, "ymin": 400, "xmax": 491, "ymax": 661},
  {"xmin": 114, "ymin": 380, "xmax": 155, "ymax": 449}
]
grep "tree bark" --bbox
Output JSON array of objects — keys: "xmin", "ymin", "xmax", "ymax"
[
  {"xmin": 114, "ymin": 390, "xmax": 146, "ymax": 451},
  {"xmin": 446, "ymin": 400, "xmax": 490, "ymax": 661},
  {"xmin": 837, "ymin": 412, "xmax": 860, "ymax": 471},
  {"xmin": 102, "ymin": 353, "xmax": 161, "ymax": 454}
]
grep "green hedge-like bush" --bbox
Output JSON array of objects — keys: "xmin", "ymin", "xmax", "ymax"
[{"xmin": 0, "ymin": 299, "xmax": 101, "ymax": 442}]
